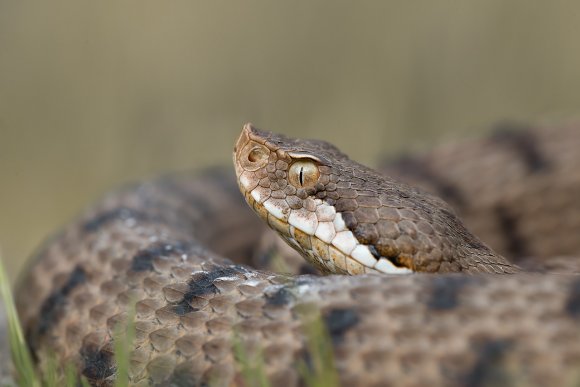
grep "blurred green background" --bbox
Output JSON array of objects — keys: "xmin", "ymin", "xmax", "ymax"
[{"xmin": 1, "ymin": 1, "xmax": 580, "ymax": 277}]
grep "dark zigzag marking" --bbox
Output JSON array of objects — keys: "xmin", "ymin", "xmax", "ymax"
[
  {"xmin": 386, "ymin": 155, "xmax": 466, "ymax": 208},
  {"xmin": 426, "ymin": 276, "xmax": 479, "ymax": 311},
  {"xmin": 494, "ymin": 204, "xmax": 528, "ymax": 259},
  {"xmin": 36, "ymin": 265, "xmax": 87, "ymax": 338},
  {"xmin": 463, "ymin": 338, "xmax": 515, "ymax": 387},
  {"xmin": 565, "ymin": 278, "xmax": 580, "ymax": 319},
  {"xmin": 131, "ymin": 241, "xmax": 191, "ymax": 272},
  {"xmin": 491, "ymin": 122, "xmax": 551, "ymax": 173},
  {"xmin": 170, "ymin": 265, "xmax": 249, "ymax": 315},
  {"xmin": 323, "ymin": 308, "xmax": 360, "ymax": 343}
]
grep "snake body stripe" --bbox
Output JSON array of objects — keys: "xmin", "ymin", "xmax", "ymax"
[{"xmin": 12, "ymin": 123, "xmax": 580, "ymax": 386}]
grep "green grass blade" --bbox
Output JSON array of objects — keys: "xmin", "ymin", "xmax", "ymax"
[
  {"xmin": 233, "ymin": 331, "xmax": 271, "ymax": 387},
  {"xmin": 113, "ymin": 301, "xmax": 135, "ymax": 387},
  {"xmin": 40, "ymin": 354, "xmax": 58, "ymax": 386},
  {"xmin": 79, "ymin": 375, "xmax": 91, "ymax": 387},
  {"xmin": 296, "ymin": 304, "xmax": 339, "ymax": 387},
  {"xmin": 64, "ymin": 363, "xmax": 77, "ymax": 386},
  {"xmin": 0, "ymin": 250, "xmax": 40, "ymax": 387}
]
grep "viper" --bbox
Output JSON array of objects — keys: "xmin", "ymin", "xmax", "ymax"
[{"xmin": 12, "ymin": 123, "xmax": 580, "ymax": 386}]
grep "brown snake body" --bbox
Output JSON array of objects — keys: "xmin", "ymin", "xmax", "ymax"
[{"xmin": 11, "ymin": 123, "xmax": 580, "ymax": 386}]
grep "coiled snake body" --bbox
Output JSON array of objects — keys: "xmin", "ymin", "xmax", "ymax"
[{"xmin": 13, "ymin": 123, "xmax": 580, "ymax": 386}]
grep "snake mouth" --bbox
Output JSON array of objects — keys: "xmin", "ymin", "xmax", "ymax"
[
  {"xmin": 233, "ymin": 123, "xmax": 414, "ymax": 276},
  {"xmin": 245, "ymin": 189, "xmax": 414, "ymax": 275}
]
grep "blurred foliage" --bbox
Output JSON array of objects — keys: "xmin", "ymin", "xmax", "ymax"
[{"xmin": 1, "ymin": 1, "xmax": 580, "ymax": 277}]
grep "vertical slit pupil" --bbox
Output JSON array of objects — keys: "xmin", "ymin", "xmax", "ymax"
[{"xmin": 299, "ymin": 167, "xmax": 304, "ymax": 186}]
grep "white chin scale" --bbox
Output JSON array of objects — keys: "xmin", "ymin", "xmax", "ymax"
[{"xmin": 245, "ymin": 180, "xmax": 413, "ymax": 275}]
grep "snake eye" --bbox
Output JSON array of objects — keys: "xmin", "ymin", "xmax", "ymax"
[{"xmin": 289, "ymin": 160, "xmax": 320, "ymax": 188}]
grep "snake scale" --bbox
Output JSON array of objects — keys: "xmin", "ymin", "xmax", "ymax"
[{"xmin": 11, "ymin": 123, "xmax": 580, "ymax": 386}]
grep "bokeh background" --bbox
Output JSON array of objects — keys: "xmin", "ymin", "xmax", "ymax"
[{"xmin": 2, "ymin": 1, "xmax": 580, "ymax": 277}]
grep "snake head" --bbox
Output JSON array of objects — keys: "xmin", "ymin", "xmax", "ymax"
[
  {"xmin": 234, "ymin": 123, "xmax": 515, "ymax": 275},
  {"xmin": 234, "ymin": 123, "xmax": 418, "ymax": 275}
]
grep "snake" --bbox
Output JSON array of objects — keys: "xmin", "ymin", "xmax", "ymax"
[{"xmin": 10, "ymin": 123, "xmax": 580, "ymax": 386}]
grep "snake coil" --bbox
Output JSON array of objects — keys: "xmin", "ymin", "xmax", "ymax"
[{"xmin": 14, "ymin": 123, "xmax": 580, "ymax": 386}]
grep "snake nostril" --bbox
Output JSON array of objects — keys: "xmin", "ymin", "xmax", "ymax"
[{"xmin": 248, "ymin": 148, "xmax": 267, "ymax": 163}]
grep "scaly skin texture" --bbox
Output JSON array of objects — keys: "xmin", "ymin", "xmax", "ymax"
[
  {"xmin": 381, "ymin": 122, "xmax": 580, "ymax": 266},
  {"xmin": 12, "ymin": 123, "xmax": 580, "ymax": 386}
]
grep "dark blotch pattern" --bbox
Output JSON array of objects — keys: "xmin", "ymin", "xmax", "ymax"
[
  {"xmin": 387, "ymin": 155, "xmax": 466, "ymax": 208},
  {"xmin": 170, "ymin": 303, "xmax": 195, "ymax": 316},
  {"xmin": 426, "ymin": 276, "xmax": 473, "ymax": 311},
  {"xmin": 171, "ymin": 266, "xmax": 247, "ymax": 315},
  {"xmin": 491, "ymin": 123, "xmax": 550, "ymax": 173},
  {"xmin": 464, "ymin": 339, "xmax": 514, "ymax": 387},
  {"xmin": 494, "ymin": 204, "xmax": 528, "ymax": 259},
  {"xmin": 265, "ymin": 286, "xmax": 295, "ymax": 306},
  {"xmin": 131, "ymin": 242, "xmax": 188, "ymax": 272},
  {"xmin": 37, "ymin": 265, "xmax": 87, "ymax": 336},
  {"xmin": 81, "ymin": 343, "xmax": 115, "ymax": 381},
  {"xmin": 323, "ymin": 308, "xmax": 360, "ymax": 343},
  {"xmin": 185, "ymin": 266, "xmax": 246, "ymax": 299},
  {"xmin": 565, "ymin": 279, "xmax": 580, "ymax": 319}
]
